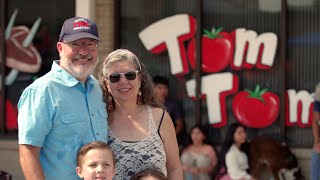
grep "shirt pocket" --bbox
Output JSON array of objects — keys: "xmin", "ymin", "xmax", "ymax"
[
  {"xmin": 61, "ymin": 113, "xmax": 84, "ymax": 124},
  {"xmin": 56, "ymin": 113, "xmax": 87, "ymax": 137}
]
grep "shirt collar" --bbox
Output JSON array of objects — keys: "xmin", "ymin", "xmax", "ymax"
[{"xmin": 51, "ymin": 60, "xmax": 94, "ymax": 87}]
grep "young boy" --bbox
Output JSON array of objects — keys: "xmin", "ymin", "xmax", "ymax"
[{"xmin": 76, "ymin": 141, "xmax": 116, "ymax": 180}]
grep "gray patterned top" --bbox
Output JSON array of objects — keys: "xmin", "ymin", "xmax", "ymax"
[{"xmin": 108, "ymin": 106, "xmax": 167, "ymax": 180}]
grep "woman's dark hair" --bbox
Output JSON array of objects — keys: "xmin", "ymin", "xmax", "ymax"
[
  {"xmin": 153, "ymin": 75, "xmax": 169, "ymax": 87},
  {"xmin": 181, "ymin": 124, "xmax": 218, "ymax": 161},
  {"xmin": 130, "ymin": 169, "xmax": 167, "ymax": 180},
  {"xmin": 214, "ymin": 123, "xmax": 248, "ymax": 179}
]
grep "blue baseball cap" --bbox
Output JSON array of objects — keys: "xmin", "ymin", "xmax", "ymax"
[{"xmin": 59, "ymin": 17, "xmax": 100, "ymax": 42}]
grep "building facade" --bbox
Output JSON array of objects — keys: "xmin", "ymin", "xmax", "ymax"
[{"xmin": 0, "ymin": 0, "xmax": 319, "ymax": 179}]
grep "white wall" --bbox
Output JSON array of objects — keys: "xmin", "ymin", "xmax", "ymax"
[{"xmin": 76, "ymin": 0, "xmax": 96, "ymax": 20}]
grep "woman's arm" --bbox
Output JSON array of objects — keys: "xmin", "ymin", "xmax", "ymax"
[
  {"xmin": 181, "ymin": 147, "xmax": 200, "ymax": 174},
  {"xmin": 159, "ymin": 110, "xmax": 183, "ymax": 180},
  {"xmin": 180, "ymin": 148, "xmax": 191, "ymax": 172},
  {"xmin": 204, "ymin": 145, "xmax": 218, "ymax": 173},
  {"xmin": 209, "ymin": 146, "xmax": 218, "ymax": 167}
]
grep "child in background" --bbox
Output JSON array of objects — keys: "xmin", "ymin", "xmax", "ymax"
[
  {"xmin": 76, "ymin": 141, "xmax": 116, "ymax": 180},
  {"xmin": 214, "ymin": 123, "xmax": 256, "ymax": 180},
  {"xmin": 130, "ymin": 169, "xmax": 167, "ymax": 180}
]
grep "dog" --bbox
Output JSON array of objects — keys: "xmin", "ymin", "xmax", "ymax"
[{"xmin": 249, "ymin": 136, "xmax": 304, "ymax": 180}]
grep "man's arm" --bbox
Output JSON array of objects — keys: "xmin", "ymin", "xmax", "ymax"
[
  {"xmin": 171, "ymin": 101, "xmax": 184, "ymax": 135},
  {"xmin": 19, "ymin": 144, "xmax": 45, "ymax": 180},
  {"xmin": 312, "ymin": 111, "xmax": 320, "ymax": 152}
]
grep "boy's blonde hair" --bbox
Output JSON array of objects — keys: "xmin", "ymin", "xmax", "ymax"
[{"xmin": 77, "ymin": 141, "xmax": 115, "ymax": 167}]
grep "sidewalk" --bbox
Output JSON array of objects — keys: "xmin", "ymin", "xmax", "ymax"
[{"xmin": 0, "ymin": 140, "xmax": 23, "ymax": 180}]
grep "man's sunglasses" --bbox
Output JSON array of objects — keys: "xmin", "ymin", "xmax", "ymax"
[{"xmin": 108, "ymin": 71, "xmax": 140, "ymax": 83}]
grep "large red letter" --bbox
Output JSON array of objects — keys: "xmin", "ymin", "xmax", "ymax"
[
  {"xmin": 186, "ymin": 73, "xmax": 238, "ymax": 127},
  {"xmin": 286, "ymin": 89, "xmax": 313, "ymax": 127},
  {"xmin": 139, "ymin": 14, "xmax": 196, "ymax": 76}
]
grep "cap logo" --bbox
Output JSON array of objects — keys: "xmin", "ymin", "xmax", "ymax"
[{"xmin": 73, "ymin": 19, "xmax": 90, "ymax": 30}]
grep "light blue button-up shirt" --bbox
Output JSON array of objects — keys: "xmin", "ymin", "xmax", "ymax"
[{"xmin": 18, "ymin": 61, "xmax": 108, "ymax": 180}]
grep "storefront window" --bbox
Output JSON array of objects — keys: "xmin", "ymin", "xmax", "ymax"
[
  {"xmin": 119, "ymin": 0, "xmax": 198, "ymax": 135},
  {"xmin": 1, "ymin": 0, "xmax": 75, "ymax": 134},
  {"xmin": 119, "ymin": 0, "xmax": 318, "ymax": 146},
  {"xmin": 286, "ymin": 1, "xmax": 320, "ymax": 146},
  {"xmin": 203, "ymin": 0, "xmax": 282, "ymax": 143}
]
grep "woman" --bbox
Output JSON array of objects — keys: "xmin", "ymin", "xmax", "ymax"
[
  {"xmin": 99, "ymin": 49, "xmax": 182, "ymax": 180},
  {"xmin": 214, "ymin": 123, "xmax": 256, "ymax": 180},
  {"xmin": 181, "ymin": 125, "xmax": 217, "ymax": 180}
]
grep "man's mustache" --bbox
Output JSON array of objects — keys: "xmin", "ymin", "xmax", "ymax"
[{"xmin": 73, "ymin": 54, "xmax": 93, "ymax": 60}]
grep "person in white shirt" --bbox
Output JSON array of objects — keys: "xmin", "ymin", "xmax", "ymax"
[{"xmin": 214, "ymin": 123, "xmax": 256, "ymax": 180}]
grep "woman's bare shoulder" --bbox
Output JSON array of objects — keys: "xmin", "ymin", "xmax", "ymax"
[
  {"xmin": 150, "ymin": 106, "xmax": 165, "ymax": 113},
  {"xmin": 204, "ymin": 144, "xmax": 215, "ymax": 150},
  {"xmin": 150, "ymin": 106, "xmax": 167, "ymax": 124},
  {"xmin": 150, "ymin": 106, "xmax": 176, "ymax": 133}
]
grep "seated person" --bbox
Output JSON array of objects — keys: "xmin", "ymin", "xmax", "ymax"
[
  {"xmin": 181, "ymin": 125, "xmax": 217, "ymax": 180},
  {"xmin": 214, "ymin": 123, "xmax": 256, "ymax": 180},
  {"xmin": 130, "ymin": 169, "xmax": 167, "ymax": 180},
  {"xmin": 76, "ymin": 141, "xmax": 116, "ymax": 180}
]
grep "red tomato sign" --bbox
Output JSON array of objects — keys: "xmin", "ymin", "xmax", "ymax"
[
  {"xmin": 232, "ymin": 85, "xmax": 280, "ymax": 128},
  {"xmin": 140, "ymin": 14, "xmax": 313, "ymax": 128},
  {"xmin": 187, "ymin": 28, "xmax": 234, "ymax": 73}
]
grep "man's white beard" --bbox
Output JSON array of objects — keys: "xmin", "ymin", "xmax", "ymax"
[
  {"xmin": 60, "ymin": 55, "xmax": 98, "ymax": 82},
  {"xmin": 67, "ymin": 63, "xmax": 92, "ymax": 80}
]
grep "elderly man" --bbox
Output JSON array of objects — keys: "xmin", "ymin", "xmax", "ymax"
[{"xmin": 18, "ymin": 17, "xmax": 108, "ymax": 180}]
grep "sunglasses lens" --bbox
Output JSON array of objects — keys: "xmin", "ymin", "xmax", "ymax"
[
  {"xmin": 108, "ymin": 71, "xmax": 138, "ymax": 83},
  {"xmin": 109, "ymin": 74, "xmax": 121, "ymax": 83},
  {"xmin": 125, "ymin": 72, "xmax": 137, "ymax": 80}
]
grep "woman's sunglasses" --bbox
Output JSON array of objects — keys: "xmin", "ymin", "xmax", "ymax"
[{"xmin": 108, "ymin": 71, "xmax": 140, "ymax": 83}]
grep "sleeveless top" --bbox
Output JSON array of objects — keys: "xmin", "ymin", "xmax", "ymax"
[
  {"xmin": 181, "ymin": 152, "xmax": 212, "ymax": 180},
  {"xmin": 108, "ymin": 106, "xmax": 167, "ymax": 180}
]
